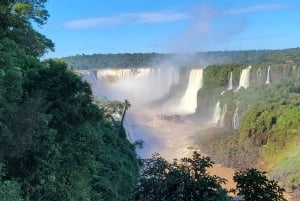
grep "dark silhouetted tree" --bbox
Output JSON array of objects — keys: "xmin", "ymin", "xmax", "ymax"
[{"xmin": 234, "ymin": 168, "xmax": 287, "ymax": 201}]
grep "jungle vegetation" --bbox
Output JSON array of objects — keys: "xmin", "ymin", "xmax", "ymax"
[
  {"xmin": 0, "ymin": 1, "xmax": 138, "ymax": 200},
  {"xmin": 196, "ymin": 63, "xmax": 300, "ymax": 196},
  {"xmin": 62, "ymin": 48, "xmax": 300, "ymax": 70}
]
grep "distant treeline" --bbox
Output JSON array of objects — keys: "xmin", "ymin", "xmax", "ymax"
[{"xmin": 62, "ymin": 48, "xmax": 300, "ymax": 70}]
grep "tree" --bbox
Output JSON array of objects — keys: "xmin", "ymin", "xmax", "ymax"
[
  {"xmin": 0, "ymin": 0, "xmax": 54, "ymax": 57},
  {"xmin": 121, "ymin": 99, "xmax": 131, "ymax": 127},
  {"xmin": 233, "ymin": 168, "xmax": 287, "ymax": 201},
  {"xmin": 132, "ymin": 151, "xmax": 229, "ymax": 201},
  {"xmin": 0, "ymin": 1, "xmax": 139, "ymax": 200}
]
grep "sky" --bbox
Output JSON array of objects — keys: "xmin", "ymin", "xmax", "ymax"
[{"xmin": 38, "ymin": 0, "xmax": 300, "ymax": 58}]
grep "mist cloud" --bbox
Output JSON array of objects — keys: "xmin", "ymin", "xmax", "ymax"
[{"xmin": 170, "ymin": 2, "xmax": 286, "ymax": 52}]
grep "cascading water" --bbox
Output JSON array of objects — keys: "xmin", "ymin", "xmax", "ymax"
[
  {"xmin": 232, "ymin": 104, "xmax": 239, "ymax": 130},
  {"xmin": 180, "ymin": 69, "xmax": 203, "ymax": 113},
  {"xmin": 97, "ymin": 69, "xmax": 134, "ymax": 83},
  {"xmin": 82, "ymin": 71, "xmax": 104, "ymax": 96},
  {"xmin": 227, "ymin": 72, "xmax": 233, "ymax": 90},
  {"xmin": 135, "ymin": 68, "xmax": 152, "ymax": 79},
  {"xmin": 237, "ymin": 66, "xmax": 251, "ymax": 90},
  {"xmin": 93, "ymin": 67, "xmax": 181, "ymax": 105},
  {"xmin": 219, "ymin": 104, "xmax": 227, "ymax": 128},
  {"xmin": 256, "ymin": 68, "xmax": 262, "ymax": 84},
  {"xmin": 266, "ymin": 66, "xmax": 271, "ymax": 84},
  {"xmin": 166, "ymin": 67, "xmax": 179, "ymax": 89},
  {"xmin": 211, "ymin": 102, "xmax": 221, "ymax": 125},
  {"xmin": 221, "ymin": 71, "xmax": 233, "ymax": 95}
]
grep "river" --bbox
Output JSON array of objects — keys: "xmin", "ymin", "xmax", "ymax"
[{"xmin": 124, "ymin": 106, "xmax": 236, "ymax": 190}]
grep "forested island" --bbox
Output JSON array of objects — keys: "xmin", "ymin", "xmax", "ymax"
[{"xmin": 0, "ymin": 0, "xmax": 298, "ymax": 201}]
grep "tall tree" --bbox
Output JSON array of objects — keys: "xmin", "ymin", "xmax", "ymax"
[
  {"xmin": 132, "ymin": 151, "xmax": 229, "ymax": 201},
  {"xmin": 233, "ymin": 168, "xmax": 287, "ymax": 201},
  {"xmin": 121, "ymin": 99, "xmax": 131, "ymax": 126},
  {"xmin": 0, "ymin": 0, "xmax": 54, "ymax": 57}
]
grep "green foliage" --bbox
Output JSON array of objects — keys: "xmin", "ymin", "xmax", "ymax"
[
  {"xmin": 63, "ymin": 53, "xmax": 165, "ymax": 69},
  {"xmin": 0, "ymin": 0, "xmax": 54, "ymax": 57},
  {"xmin": 0, "ymin": 181, "xmax": 24, "ymax": 201},
  {"xmin": 121, "ymin": 99, "xmax": 131, "ymax": 127},
  {"xmin": 0, "ymin": 1, "xmax": 139, "ymax": 199},
  {"xmin": 234, "ymin": 168, "xmax": 287, "ymax": 201},
  {"xmin": 62, "ymin": 48, "xmax": 300, "ymax": 70},
  {"xmin": 203, "ymin": 64, "xmax": 241, "ymax": 88},
  {"xmin": 199, "ymin": 63, "xmax": 300, "ymax": 193},
  {"xmin": 132, "ymin": 151, "xmax": 229, "ymax": 201},
  {"xmin": 0, "ymin": 54, "xmax": 138, "ymax": 200}
]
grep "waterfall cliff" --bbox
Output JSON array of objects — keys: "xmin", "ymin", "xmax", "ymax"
[
  {"xmin": 219, "ymin": 104, "xmax": 227, "ymax": 128},
  {"xmin": 228, "ymin": 72, "xmax": 233, "ymax": 90},
  {"xmin": 211, "ymin": 102, "xmax": 221, "ymax": 125},
  {"xmin": 180, "ymin": 69, "xmax": 203, "ymax": 113},
  {"xmin": 266, "ymin": 66, "xmax": 271, "ymax": 84},
  {"xmin": 238, "ymin": 66, "xmax": 251, "ymax": 89},
  {"xmin": 232, "ymin": 104, "xmax": 239, "ymax": 130}
]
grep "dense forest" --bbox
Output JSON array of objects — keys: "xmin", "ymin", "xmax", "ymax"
[
  {"xmin": 0, "ymin": 1, "xmax": 138, "ymax": 200},
  {"xmin": 62, "ymin": 48, "xmax": 300, "ymax": 70}
]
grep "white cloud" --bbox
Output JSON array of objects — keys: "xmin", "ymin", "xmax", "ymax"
[
  {"xmin": 64, "ymin": 10, "xmax": 189, "ymax": 29},
  {"xmin": 65, "ymin": 17, "xmax": 123, "ymax": 29},
  {"xmin": 130, "ymin": 11, "xmax": 189, "ymax": 23},
  {"xmin": 224, "ymin": 3, "xmax": 286, "ymax": 15}
]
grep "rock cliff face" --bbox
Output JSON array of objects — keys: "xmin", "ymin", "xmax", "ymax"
[{"xmin": 193, "ymin": 63, "xmax": 300, "ymax": 193}]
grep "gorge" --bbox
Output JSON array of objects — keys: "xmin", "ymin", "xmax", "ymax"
[{"xmin": 71, "ymin": 52, "xmax": 300, "ymax": 199}]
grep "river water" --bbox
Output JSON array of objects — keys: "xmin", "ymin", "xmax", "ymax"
[{"xmin": 124, "ymin": 106, "xmax": 236, "ymax": 190}]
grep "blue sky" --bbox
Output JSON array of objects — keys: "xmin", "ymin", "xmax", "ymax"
[{"xmin": 38, "ymin": 0, "xmax": 300, "ymax": 58}]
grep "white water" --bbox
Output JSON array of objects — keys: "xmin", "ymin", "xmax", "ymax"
[
  {"xmin": 97, "ymin": 69, "xmax": 134, "ymax": 81},
  {"xmin": 211, "ymin": 102, "xmax": 221, "ymax": 125},
  {"xmin": 238, "ymin": 66, "xmax": 251, "ymax": 90},
  {"xmin": 167, "ymin": 67, "xmax": 179, "ymax": 89},
  {"xmin": 228, "ymin": 72, "xmax": 233, "ymax": 90},
  {"xmin": 219, "ymin": 104, "xmax": 227, "ymax": 128},
  {"xmin": 266, "ymin": 66, "xmax": 271, "ymax": 84},
  {"xmin": 180, "ymin": 69, "xmax": 203, "ymax": 113},
  {"xmin": 81, "ymin": 71, "xmax": 105, "ymax": 97},
  {"xmin": 134, "ymin": 68, "xmax": 152, "ymax": 79},
  {"xmin": 256, "ymin": 68, "xmax": 262, "ymax": 84},
  {"xmin": 93, "ymin": 67, "xmax": 180, "ymax": 105},
  {"xmin": 232, "ymin": 104, "xmax": 239, "ymax": 130}
]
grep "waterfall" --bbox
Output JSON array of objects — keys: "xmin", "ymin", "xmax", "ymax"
[
  {"xmin": 123, "ymin": 115, "xmax": 134, "ymax": 143},
  {"xmin": 211, "ymin": 102, "xmax": 221, "ymax": 125},
  {"xmin": 135, "ymin": 68, "xmax": 152, "ymax": 79},
  {"xmin": 172, "ymin": 68, "xmax": 179, "ymax": 85},
  {"xmin": 227, "ymin": 72, "xmax": 233, "ymax": 90},
  {"xmin": 238, "ymin": 66, "xmax": 251, "ymax": 89},
  {"xmin": 232, "ymin": 104, "xmax": 239, "ymax": 130},
  {"xmin": 266, "ymin": 66, "xmax": 271, "ymax": 84},
  {"xmin": 257, "ymin": 68, "xmax": 262, "ymax": 84},
  {"xmin": 180, "ymin": 69, "xmax": 203, "ymax": 113},
  {"xmin": 219, "ymin": 104, "xmax": 227, "ymax": 128},
  {"xmin": 168, "ymin": 67, "xmax": 179, "ymax": 88},
  {"xmin": 81, "ymin": 71, "xmax": 105, "ymax": 96},
  {"xmin": 97, "ymin": 69, "xmax": 134, "ymax": 82}
]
